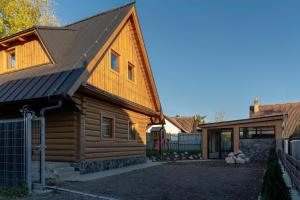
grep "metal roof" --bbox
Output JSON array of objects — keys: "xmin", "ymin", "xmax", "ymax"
[
  {"xmin": 0, "ymin": 68, "xmax": 83, "ymax": 103},
  {"xmin": 0, "ymin": 3, "xmax": 134, "ymax": 104},
  {"xmin": 199, "ymin": 114, "xmax": 284, "ymax": 128}
]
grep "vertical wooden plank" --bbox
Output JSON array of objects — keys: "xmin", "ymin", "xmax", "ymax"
[
  {"xmin": 86, "ymin": 19, "xmax": 155, "ymax": 110},
  {"xmin": 0, "ymin": 36, "xmax": 51, "ymax": 75}
]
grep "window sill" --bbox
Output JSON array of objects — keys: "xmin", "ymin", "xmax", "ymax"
[
  {"xmin": 109, "ymin": 68, "xmax": 120, "ymax": 75},
  {"xmin": 100, "ymin": 137, "xmax": 115, "ymax": 142},
  {"xmin": 127, "ymin": 78, "xmax": 137, "ymax": 85},
  {"xmin": 128, "ymin": 139, "xmax": 137, "ymax": 142}
]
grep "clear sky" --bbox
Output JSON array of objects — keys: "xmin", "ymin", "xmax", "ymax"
[{"xmin": 56, "ymin": 0, "xmax": 300, "ymax": 122}]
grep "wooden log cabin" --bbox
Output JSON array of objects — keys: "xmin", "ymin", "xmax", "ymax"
[{"xmin": 0, "ymin": 3, "xmax": 163, "ymax": 174}]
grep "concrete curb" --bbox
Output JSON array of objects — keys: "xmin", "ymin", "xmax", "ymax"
[
  {"xmin": 279, "ymin": 160, "xmax": 300, "ymax": 200},
  {"xmin": 61, "ymin": 161, "xmax": 163, "ymax": 182}
]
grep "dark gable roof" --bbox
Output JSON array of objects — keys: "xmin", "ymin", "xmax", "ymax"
[
  {"xmin": 0, "ymin": 3, "xmax": 134, "ymax": 104},
  {"xmin": 36, "ymin": 26, "xmax": 78, "ymax": 64}
]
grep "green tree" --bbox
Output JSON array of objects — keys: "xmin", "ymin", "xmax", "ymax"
[
  {"xmin": 0, "ymin": 0, "xmax": 59, "ymax": 38},
  {"xmin": 214, "ymin": 110, "xmax": 226, "ymax": 122},
  {"xmin": 195, "ymin": 115, "xmax": 206, "ymax": 126}
]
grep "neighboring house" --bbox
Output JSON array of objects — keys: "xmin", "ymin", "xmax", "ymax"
[
  {"xmin": 147, "ymin": 115, "xmax": 194, "ymax": 134},
  {"xmin": 147, "ymin": 115, "xmax": 198, "ymax": 135},
  {"xmin": 170, "ymin": 116, "xmax": 198, "ymax": 133},
  {"xmin": 250, "ymin": 98, "xmax": 300, "ymax": 118},
  {"xmin": 146, "ymin": 115, "xmax": 199, "ymax": 150},
  {"xmin": 0, "ymin": 3, "xmax": 162, "ymax": 174},
  {"xmin": 200, "ymin": 99, "xmax": 300, "ymax": 161}
]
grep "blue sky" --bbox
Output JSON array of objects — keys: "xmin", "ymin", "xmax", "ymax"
[{"xmin": 56, "ymin": 0, "xmax": 300, "ymax": 122}]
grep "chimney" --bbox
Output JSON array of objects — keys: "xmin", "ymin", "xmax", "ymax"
[{"xmin": 254, "ymin": 98, "xmax": 260, "ymax": 113}]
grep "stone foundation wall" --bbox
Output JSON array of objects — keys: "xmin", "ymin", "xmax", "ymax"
[
  {"xmin": 240, "ymin": 139, "xmax": 275, "ymax": 161},
  {"xmin": 72, "ymin": 156, "xmax": 147, "ymax": 174}
]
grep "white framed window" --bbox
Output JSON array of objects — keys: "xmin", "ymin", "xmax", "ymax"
[
  {"xmin": 100, "ymin": 113, "xmax": 115, "ymax": 140},
  {"xmin": 7, "ymin": 49, "xmax": 16, "ymax": 69}
]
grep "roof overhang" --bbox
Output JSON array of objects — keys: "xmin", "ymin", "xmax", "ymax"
[
  {"xmin": 79, "ymin": 83, "xmax": 161, "ymax": 117},
  {"xmin": 200, "ymin": 114, "xmax": 284, "ymax": 129},
  {"xmin": 0, "ymin": 28, "xmax": 35, "ymax": 45},
  {"xmin": 0, "ymin": 27, "xmax": 55, "ymax": 64},
  {"xmin": 0, "ymin": 95, "xmax": 63, "ymax": 108}
]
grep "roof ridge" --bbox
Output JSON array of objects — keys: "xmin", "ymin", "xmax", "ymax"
[
  {"xmin": 0, "ymin": 2, "xmax": 135, "ymax": 41},
  {"xmin": 35, "ymin": 25, "xmax": 78, "ymax": 31},
  {"xmin": 172, "ymin": 115, "xmax": 195, "ymax": 118},
  {"xmin": 64, "ymin": 2, "xmax": 135, "ymax": 28},
  {"xmin": 260, "ymin": 102, "xmax": 300, "ymax": 107}
]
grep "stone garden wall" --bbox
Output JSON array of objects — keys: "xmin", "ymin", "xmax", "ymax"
[
  {"xmin": 240, "ymin": 139, "xmax": 275, "ymax": 161},
  {"xmin": 73, "ymin": 156, "xmax": 147, "ymax": 174}
]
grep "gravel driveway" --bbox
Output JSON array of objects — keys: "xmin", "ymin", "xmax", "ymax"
[{"xmin": 19, "ymin": 161, "xmax": 265, "ymax": 200}]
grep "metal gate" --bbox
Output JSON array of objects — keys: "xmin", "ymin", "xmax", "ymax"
[
  {"xmin": 0, "ymin": 119, "xmax": 26, "ymax": 188},
  {"xmin": 0, "ymin": 111, "xmax": 43, "ymax": 193}
]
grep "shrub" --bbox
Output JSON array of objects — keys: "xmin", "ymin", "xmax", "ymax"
[
  {"xmin": 146, "ymin": 149, "xmax": 201, "ymax": 158},
  {"xmin": 261, "ymin": 149, "xmax": 291, "ymax": 200},
  {"xmin": 0, "ymin": 183, "xmax": 29, "ymax": 198}
]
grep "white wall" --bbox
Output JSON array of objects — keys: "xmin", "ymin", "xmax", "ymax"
[{"xmin": 147, "ymin": 119, "xmax": 182, "ymax": 134}]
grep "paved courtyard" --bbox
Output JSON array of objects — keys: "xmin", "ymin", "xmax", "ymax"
[{"xmin": 19, "ymin": 161, "xmax": 265, "ymax": 200}]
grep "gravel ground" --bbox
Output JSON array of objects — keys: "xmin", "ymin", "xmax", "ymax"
[{"xmin": 18, "ymin": 161, "xmax": 265, "ymax": 200}]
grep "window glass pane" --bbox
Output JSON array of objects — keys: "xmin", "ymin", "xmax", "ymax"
[
  {"xmin": 102, "ymin": 117, "xmax": 113, "ymax": 138},
  {"xmin": 128, "ymin": 64, "xmax": 134, "ymax": 80},
  {"xmin": 239, "ymin": 126, "xmax": 275, "ymax": 139},
  {"xmin": 10, "ymin": 52, "xmax": 16, "ymax": 67},
  {"xmin": 7, "ymin": 50, "xmax": 16, "ymax": 68},
  {"xmin": 111, "ymin": 52, "xmax": 118, "ymax": 71}
]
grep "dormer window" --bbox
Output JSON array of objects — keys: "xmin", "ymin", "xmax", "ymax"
[
  {"xmin": 110, "ymin": 50, "xmax": 119, "ymax": 72},
  {"xmin": 7, "ymin": 49, "xmax": 16, "ymax": 69}
]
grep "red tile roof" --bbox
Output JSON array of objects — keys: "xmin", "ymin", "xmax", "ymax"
[
  {"xmin": 250, "ymin": 102, "xmax": 300, "ymax": 118},
  {"xmin": 250, "ymin": 102, "xmax": 300, "ymax": 138},
  {"xmin": 169, "ymin": 116, "xmax": 196, "ymax": 133}
]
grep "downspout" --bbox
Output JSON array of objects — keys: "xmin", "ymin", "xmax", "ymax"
[{"xmin": 39, "ymin": 100, "xmax": 62, "ymax": 188}]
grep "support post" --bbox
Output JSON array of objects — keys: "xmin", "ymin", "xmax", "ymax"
[
  {"xmin": 25, "ymin": 113, "xmax": 32, "ymax": 193},
  {"xmin": 40, "ymin": 116, "xmax": 46, "ymax": 188},
  {"xmin": 177, "ymin": 134, "xmax": 179, "ymax": 152}
]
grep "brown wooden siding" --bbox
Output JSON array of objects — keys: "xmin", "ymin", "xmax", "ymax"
[
  {"xmin": 0, "ymin": 35, "xmax": 50, "ymax": 74},
  {"xmin": 87, "ymin": 18, "xmax": 155, "ymax": 110},
  {"xmin": 45, "ymin": 109, "xmax": 78, "ymax": 162},
  {"xmin": 0, "ymin": 104, "xmax": 78, "ymax": 162},
  {"xmin": 74, "ymin": 92, "xmax": 151, "ymax": 161}
]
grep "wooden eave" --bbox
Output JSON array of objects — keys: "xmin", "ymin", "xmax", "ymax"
[
  {"xmin": 130, "ymin": 8, "xmax": 161, "ymax": 112},
  {"xmin": 0, "ymin": 28, "xmax": 35, "ymax": 44},
  {"xmin": 79, "ymin": 83, "xmax": 161, "ymax": 117},
  {"xmin": 200, "ymin": 114, "xmax": 284, "ymax": 129},
  {"xmin": 0, "ymin": 28, "xmax": 54, "ymax": 64},
  {"xmin": 0, "ymin": 31, "xmax": 34, "ymax": 48}
]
